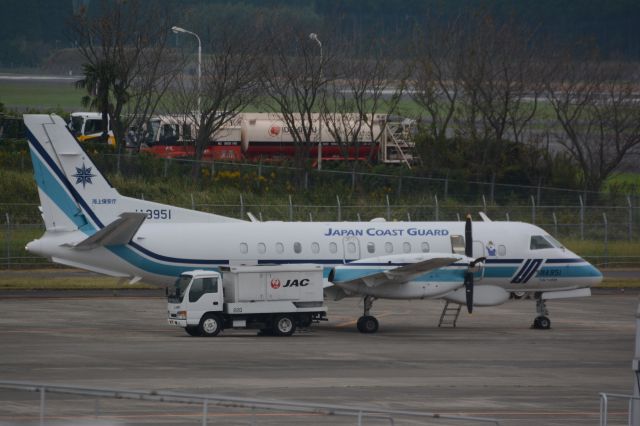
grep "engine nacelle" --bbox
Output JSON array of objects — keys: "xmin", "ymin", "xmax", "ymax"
[
  {"xmin": 442, "ymin": 285, "xmax": 510, "ymax": 307},
  {"xmin": 329, "ymin": 253, "xmax": 474, "ymax": 299}
]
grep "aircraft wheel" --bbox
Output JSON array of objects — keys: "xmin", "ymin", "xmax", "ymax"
[
  {"xmin": 199, "ymin": 314, "xmax": 222, "ymax": 337},
  {"xmin": 356, "ymin": 315, "xmax": 379, "ymax": 334},
  {"xmin": 185, "ymin": 326, "xmax": 202, "ymax": 337},
  {"xmin": 273, "ymin": 314, "xmax": 296, "ymax": 336},
  {"xmin": 511, "ymin": 291, "xmax": 526, "ymax": 299},
  {"xmin": 532, "ymin": 316, "xmax": 551, "ymax": 330}
]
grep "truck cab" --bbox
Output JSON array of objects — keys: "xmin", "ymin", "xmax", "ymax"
[
  {"xmin": 67, "ymin": 112, "xmax": 116, "ymax": 146},
  {"xmin": 167, "ymin": 266, "xmax": 327, "ymax": 337},
  {"xmin": 167, "ymin": 271, "xmax": 223, "ymax": 336}
]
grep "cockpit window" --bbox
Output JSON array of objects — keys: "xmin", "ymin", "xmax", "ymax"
[
  {"xmin": 545, "ymin": 234, "xmax": 564, "ymax": 248},
  {"xmin": 530, "ymin": 235, "xmax": 554, "ymax": 250}
]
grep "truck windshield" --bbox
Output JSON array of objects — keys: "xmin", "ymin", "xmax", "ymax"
[
  {"xmin": 168, "ymin": 275, "xmax": 192, "ymax": 303},
  {"xmin": 69, "ymin": 116, "xmax": 83, "ymax": 135}
]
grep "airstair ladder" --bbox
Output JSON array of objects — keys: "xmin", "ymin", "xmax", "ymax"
[
  {"xmin": 438, "ymin": 301, "xmax": 462, "ymax": 327},
  {"xmin": 379, "ymin": 119, "xmax": 420, "ymax": 168}
]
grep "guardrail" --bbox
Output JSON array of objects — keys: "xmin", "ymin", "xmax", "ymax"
[
  {"xmin": 599, "ymin": 392, "xmax": 640, "ymax": 426},
  {"xmin": 0, "ymin": 380, "xmax": 501, "ymax": 425}
]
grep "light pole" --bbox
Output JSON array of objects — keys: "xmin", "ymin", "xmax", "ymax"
[
  {"xmin": 172, "ymin": 26, "xmax": 202, "ymax": 117},
  {"xmin": 309, "ymin": 33, "xmax": 323, "ymax": 170}
]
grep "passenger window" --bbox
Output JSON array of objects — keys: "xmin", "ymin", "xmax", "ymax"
[
  {"xmin": 239, "ymin": 242, "xmax": 248, "ymax": 254},
  {"xmin": 385, "ymin": 242, "xmax": 393, "ymax": 253},
  {"xmin": 347, "ymin": 242, "xmax": 356, "ymax": 253},
  {"xmin": 293, "ymin": 242, "xmax": 302, "ymax": 253},
  {"xmin": 276, "ymin": 242, "xmax": 284, "ymax": 254},
  {"xmin": 530, "ymin": 236, "xmax": 553, "ymax": 250},
  {"xmin": 421, "ymin": 242, "xmax": 430, "ymax": 253},
  {"xmin": 257, "ymin": 242, "xmax": 266, "ymax": 254},
  {"xmin": 188, "ymin": 277, "xmax": 217, "ymax": 302},
  {"xmin": 402, "ymin": 242, "xmax": 411, "ymax": 253},
  {"xmin": 367, "ymin": 242, "xmax": 375, "ymax": 253},
  {"xmin": 329, "ymin": 242, "xmax": 338, "ymax": 254},
  {"xmin": 498, "ymin": 245, "xmax": 506, "ymax": 256},
  {"xmin": 311, "ymin": 242, "xmax": 320, "ymax": 254},
  {"xmin": 450, "ymin": 235, "xmax": 465, "ymax": 255}
]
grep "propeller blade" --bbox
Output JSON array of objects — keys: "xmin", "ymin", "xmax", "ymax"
[
  {"xmin": 465, "ymin": 214, "xmax": 473, "ymax": 258},
  {"xmin": 464, "ymin": 271, "xmax": 474, "ymax": 313},
  {"xmin": 470, "ymin": 257, "xmax": 486, "ymax": 268}
]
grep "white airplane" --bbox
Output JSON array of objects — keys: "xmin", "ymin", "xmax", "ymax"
[{"xmin": 23, "ymin": 114, "xmax": 602, "ymax": 333}]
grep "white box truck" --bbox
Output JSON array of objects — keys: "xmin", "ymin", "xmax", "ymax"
[{"xmin": 167, "ymin": 264, "xmax": 327, "ymax": 337}]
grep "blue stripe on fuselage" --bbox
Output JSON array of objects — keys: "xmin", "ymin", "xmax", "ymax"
[{"xmin": 536, "ymin": 264, "xmax": 602, "ymax": 278}]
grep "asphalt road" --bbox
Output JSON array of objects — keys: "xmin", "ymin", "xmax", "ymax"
[{"xmin": 0, "ymin": 290, "xmax": 637, "ymax": 425}]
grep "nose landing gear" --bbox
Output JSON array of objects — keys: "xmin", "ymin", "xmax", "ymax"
[{"xmin": 532, "ymin": 294, "xmax": 551, "ymax": 330}]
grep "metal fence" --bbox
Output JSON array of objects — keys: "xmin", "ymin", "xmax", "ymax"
[{"xmin": 0, "ymin": 380, "xmax": 500, "ymax": 425}]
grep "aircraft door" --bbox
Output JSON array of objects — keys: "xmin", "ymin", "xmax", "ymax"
[
  {"xmin": 342, "ymin": 236, "xmax": 361, "ymax": 263},
  {"xmin": 472, "ymin": 241, "xmax": 485, "ymax": 258},
  {"xmin": 472, "ymin": 241, "xmax": 485, "ymax": 281}
]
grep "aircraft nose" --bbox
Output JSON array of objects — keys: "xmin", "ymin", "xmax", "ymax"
[{"xmin": 582, "ymin": 260, "xmax": 603, "ymax": 287}]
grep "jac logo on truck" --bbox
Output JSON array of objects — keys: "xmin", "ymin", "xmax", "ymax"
[{"xmin": 271, "ymin": 278, "xmax": 310, "ymax": 289}]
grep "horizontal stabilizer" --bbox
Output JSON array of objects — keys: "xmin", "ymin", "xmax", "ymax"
[{"xmin": 73, "ymin": 212, "xmax": 146, "ymax": 250}]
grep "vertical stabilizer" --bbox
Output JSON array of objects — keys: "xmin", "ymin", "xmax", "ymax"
[{"xmin": 24, "ymin": 114, "xmax": 119, "ymax": 232}]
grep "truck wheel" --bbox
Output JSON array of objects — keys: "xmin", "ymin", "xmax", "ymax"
[
  {"xmin": 199, "ymin": 314, "xmax": 222, "ymax": 337},
  {"xmin": 273, "ymin": 314, "xmax": 296, "ymax": 336},
  {"xmin": 185, "ymin": 326, "xmax": 202, "ymax": 337}
]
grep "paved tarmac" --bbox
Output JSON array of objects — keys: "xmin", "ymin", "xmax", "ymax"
[{"xmin": 0, "ymin": 290, "xmax": 637, "ymax": 425}]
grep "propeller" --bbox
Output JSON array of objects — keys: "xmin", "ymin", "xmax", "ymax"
[{"xmin": 463, "ymin": 214, "xmax": 486, "ymax": 314}]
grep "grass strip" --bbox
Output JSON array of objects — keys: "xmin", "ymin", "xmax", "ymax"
[{"xmin": 0, "ymin": 275, "xmax": 156, "ymax": 290}]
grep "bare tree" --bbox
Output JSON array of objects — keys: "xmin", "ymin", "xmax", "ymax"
[
  {"xmin": 70, "ymin": 0, "xmax": 180, "ymax": 152},
  {"xmin": 258, "ymin": 17, "xmax": 331, "ymax": 172},
  {"xmin": 456, "ymin": 15, "xmax": 543, "ymax": 179},
  {"xmin": 322, "ymin": 38, "xmax": 405, "ymax": 166},
  {"xmin": 545, "ymin": 53, "xmax": 640, "ymax": 192},
  {"xmin": 410, "ymin": 16, "xmax": 465, "ymax": 146},
  {"xmin": 168, "ymin": 25, "xmax": 261, "ymax": 177}
]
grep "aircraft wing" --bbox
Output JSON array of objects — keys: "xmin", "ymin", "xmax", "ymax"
[
  {"xmin": 333, "ymin": 256, "xmax": 461, "ymax": 288},
  {"xmin": 72, "ymin": 212, "xmax": 146, "ymax": 250}
]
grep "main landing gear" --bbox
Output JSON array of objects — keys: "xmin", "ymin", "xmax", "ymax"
[
  {"xmin": 357, "ymin": 295, "xmax": 379, "ymax": 333},
  {"xmin": 532, "ymin": 293, "xmax": 551, "ymax": 330}
]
